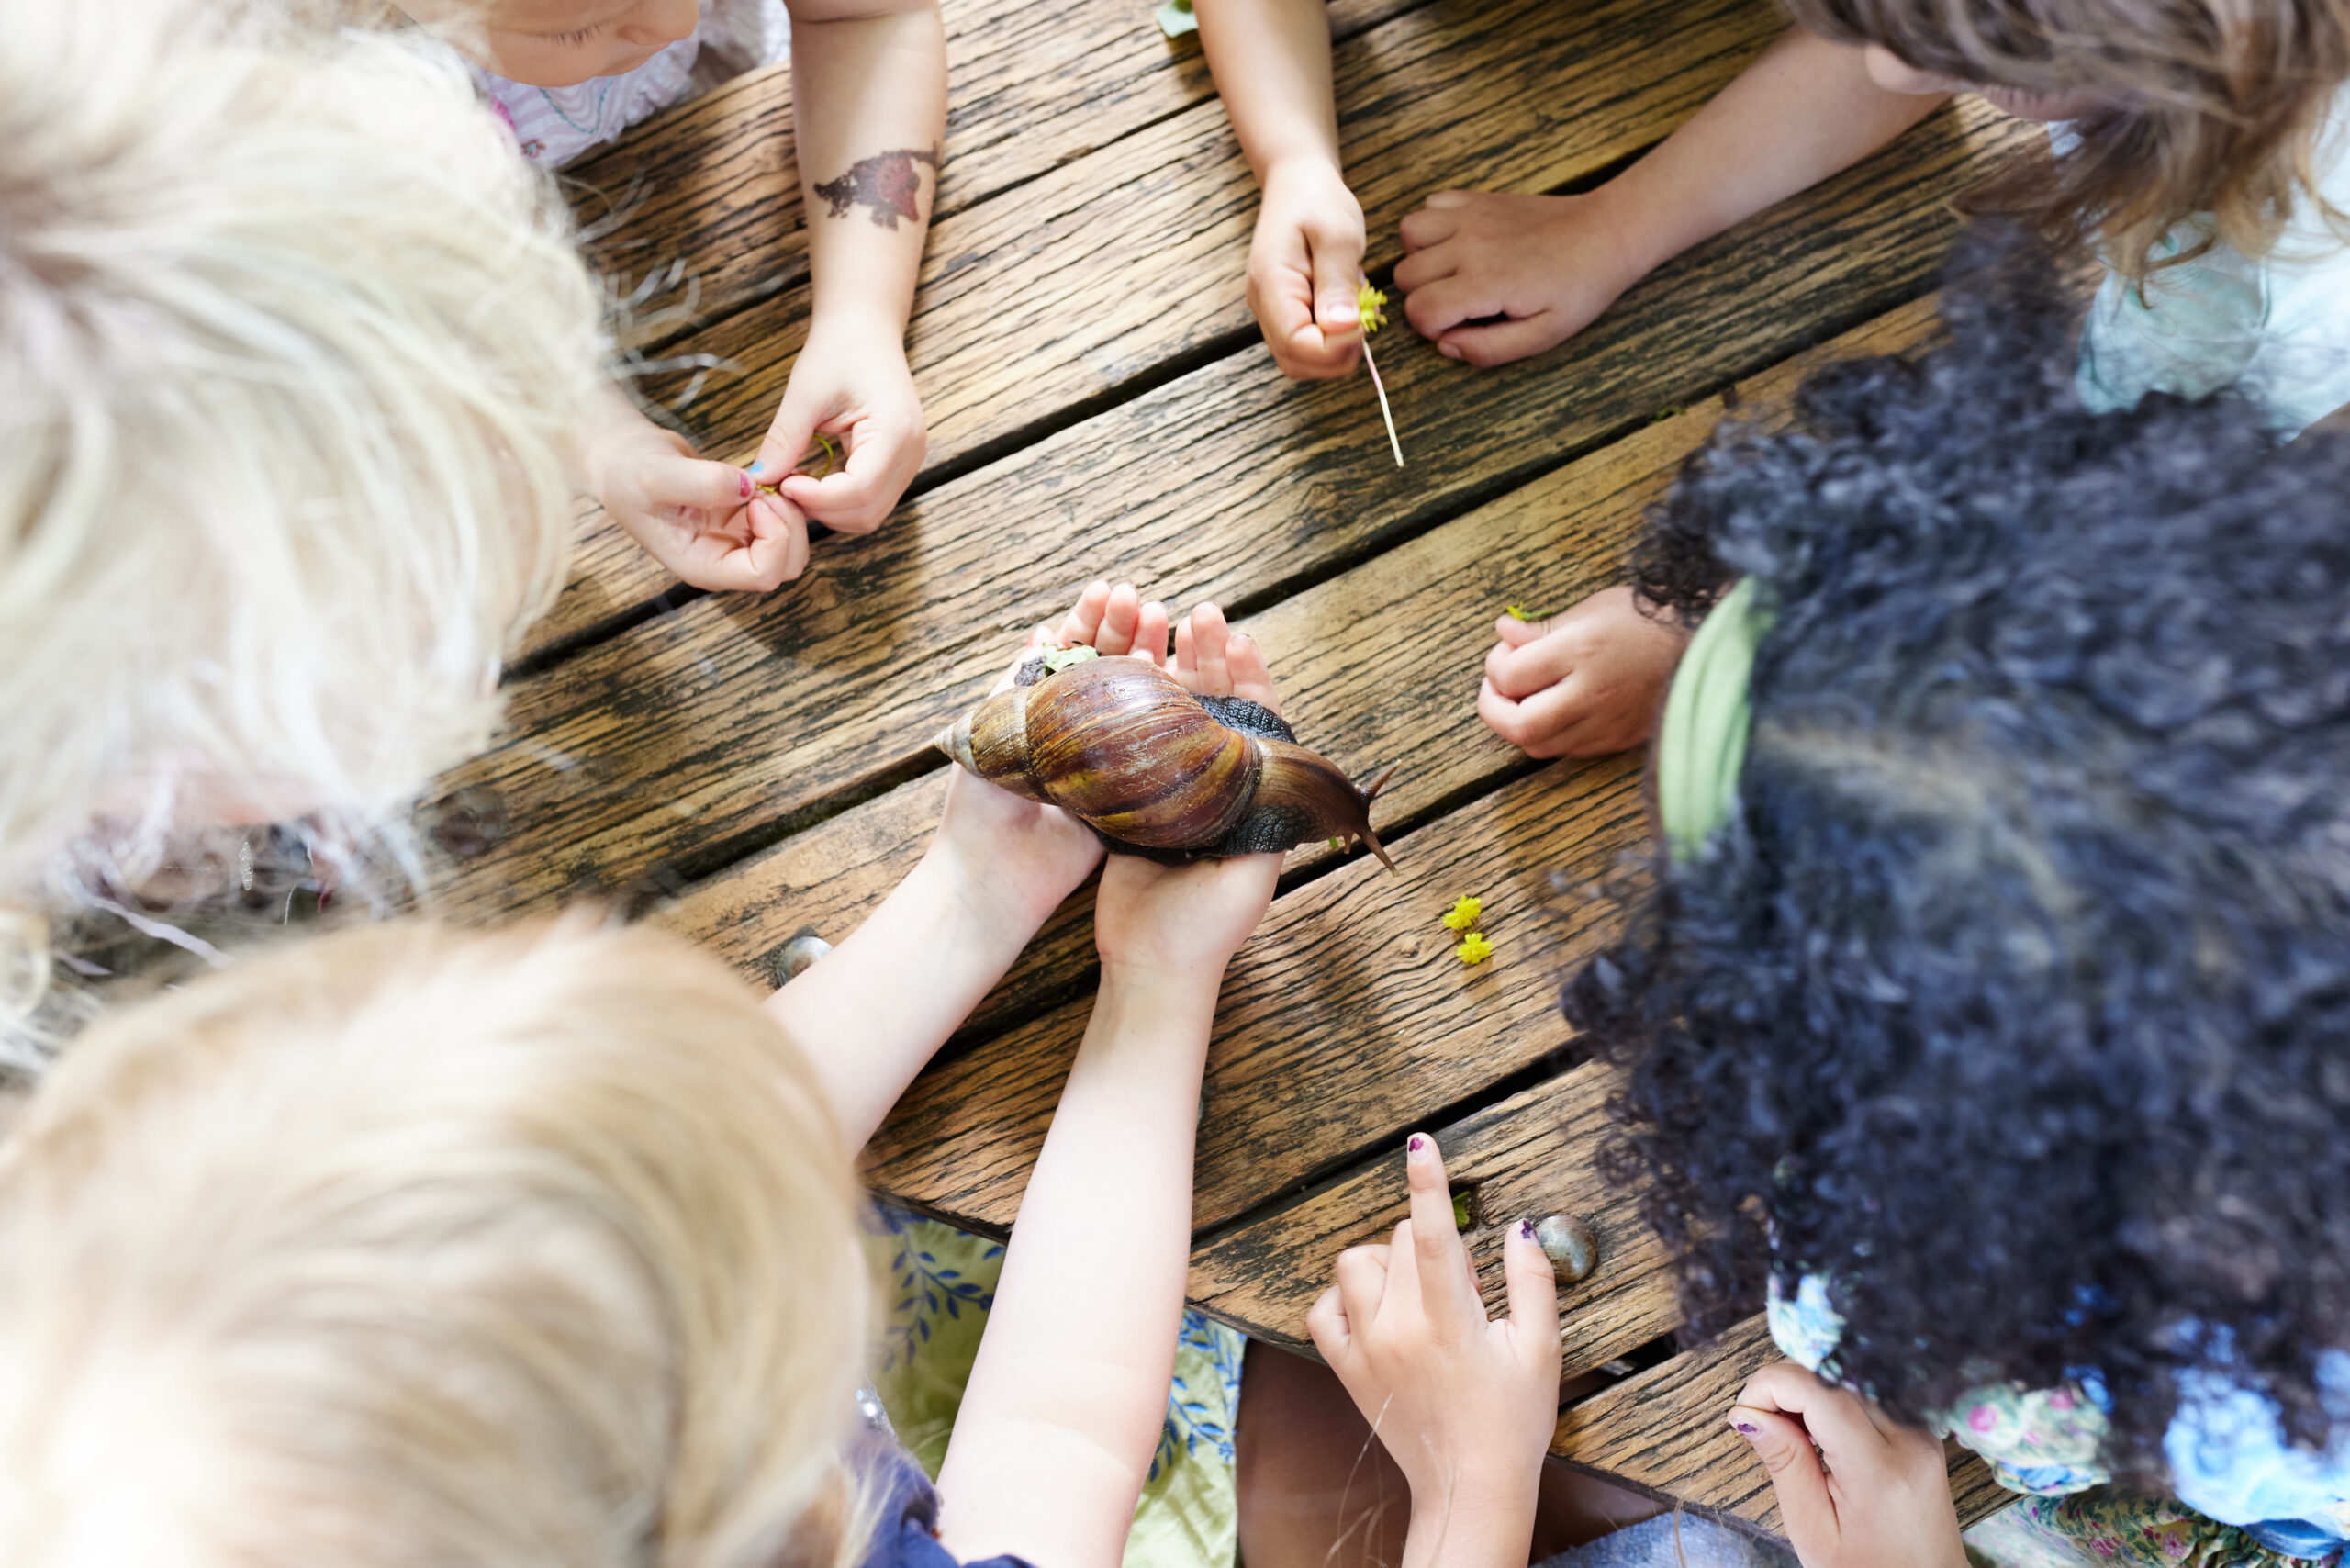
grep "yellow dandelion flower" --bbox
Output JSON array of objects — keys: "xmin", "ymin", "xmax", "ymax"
[
  {"xmin": 1441, "ymin": 895, "xmax": 1482, "ymax": 931},
  {"xmin": 1455, "ymin": 932, "xmax": 1494, "ymax": 965},
  {"xmin": 1356, "ymin": 282, "xmax": 1390, "ymax": 336}
]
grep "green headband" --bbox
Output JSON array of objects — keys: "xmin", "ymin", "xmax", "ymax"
[{"xmin": 1655, "ymin": 576, "xmax": 1771, "ymax": 862}]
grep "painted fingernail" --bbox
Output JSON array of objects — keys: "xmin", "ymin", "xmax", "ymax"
[
  {"xmin": 738, "ymin": 471, "xmax": 755, "ymax": 499},
  {"xmin": 1730, "ymin": 1419, "xmax": 1761, "ymax": 1437},
  {"xmin": 748, "ymin": 460, "xmax": 767, "ymax": 477},
  {"xmin": 1518, "ymin": 1218, "xmax": 1538, "ymax": 1240},
  {"xmin": 1406, "ymin": 1134, "xmax": 1428, "ymax": 1156}
]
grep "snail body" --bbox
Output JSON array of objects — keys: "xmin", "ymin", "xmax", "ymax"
[{"xmin": 934, "ymin": 654, "xmax": 1395, "ymax": 869}]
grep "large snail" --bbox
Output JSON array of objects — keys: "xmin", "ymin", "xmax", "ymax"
[{"xmin": 934, "ymin": 648, "xmax": 1396, "ymax": 869}]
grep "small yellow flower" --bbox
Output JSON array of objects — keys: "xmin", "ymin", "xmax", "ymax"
[
  {"xmin": 1356, "ymin": 282, "xmax": 1389, "ymax": 336},
  {"xmin": 1455, "ymin": 932, "xmax": 1494, "ymax": 965},
  {"xmin": 1505, "ymin": 604, "xmax": 1529, "ymax": 621},
  {"xmin": 1441, "ymin": 895, "xmax": 1482, "ymax": 932}
]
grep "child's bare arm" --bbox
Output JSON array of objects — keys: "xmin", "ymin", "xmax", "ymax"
[
  {"xmin": 762, "ymin": 583, "xmax": 1181, "ymax": 1149},
  {"xmin": 933, "ymin": 609, "xmax": 1282, "ymax": 1568},
  {"xmin": 1396, "ymin": 28, "xmax": 1947, "ymax": 365},
  {"xmin": 755, "ymin": 0, "xmax": 946, "ymax": 534},
  {"xmin": 1196, "ymin": 0, "xmax": 1368, "ymax": 379}
]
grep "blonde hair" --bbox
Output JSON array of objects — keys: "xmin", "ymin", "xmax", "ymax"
[
  {"xmin": 0, "ymin": 1, "xmax": 609, "ymax": 1062},
  {"xmin": 0, "ymin": 917, "xmax": 874, "ymax": 1568}
]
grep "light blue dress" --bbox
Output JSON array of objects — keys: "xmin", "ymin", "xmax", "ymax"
[{"xmin": 2073, "ymin": 85, "xmax": 2350, "ymax": 439}]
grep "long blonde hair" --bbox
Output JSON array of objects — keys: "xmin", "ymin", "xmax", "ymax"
[
  {"xmin": 0, "ymin": 0, "xmax": 608, "ymax": 1064},
  {"xmin": 0, "ymin": 917, "xmax": 874, "ymax": 1568}
]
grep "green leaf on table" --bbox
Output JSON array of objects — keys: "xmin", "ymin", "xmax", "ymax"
[{"xmin": 1155, "ymin": 0, "xmax": 1197, "ymax": 37}]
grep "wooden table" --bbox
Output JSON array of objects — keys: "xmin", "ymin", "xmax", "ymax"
[{"xmin": 425, "ymin": 0, "xmax": 2031, "ymax": 1540}]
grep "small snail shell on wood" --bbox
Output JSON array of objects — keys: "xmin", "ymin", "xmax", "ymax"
[{"xmin": 934, "ymin": 652, "xmax": 1396, "ymax": 868}]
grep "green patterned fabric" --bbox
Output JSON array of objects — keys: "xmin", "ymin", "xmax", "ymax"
[
  {"xmin": 1964, "ymin": 1488, "xmax": 2340, "ymax": 1566},
  {"xmin": 864, "ymin": 1204, "xmax": 1245, "ymax": 1568}
]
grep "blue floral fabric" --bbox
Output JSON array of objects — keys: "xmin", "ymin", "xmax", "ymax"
[
  {"xmin": 863, "ymin": 1204, "xmax": 1245, "ymax": 1568},
  {"xmin": 1768, "ymin": 1273, "xmax": 2350, "ymax": 1562}
]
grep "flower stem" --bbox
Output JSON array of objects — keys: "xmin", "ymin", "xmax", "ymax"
[{"xmin": 1361, "ymin": 338, "xmax": 1404, "ymax": 468}]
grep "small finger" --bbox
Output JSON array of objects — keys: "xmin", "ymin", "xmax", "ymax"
[
  {"xmin": 1489, "ymin": 633, "xmax": 1579, "ymax": 699},
  {"xmin": 1225, "ymin": 631, "xmax": 1281, "ymax": 711},
  {"xmin": 1502, "ymin": 1218, "xmax": 1561, "ymax": 1363},
  {"xmin": 1058, "ymin": 581, "xmax": 1113, "ymax": 648},
  {"xmin": 1186, "ymin": 604, "xmax": 1233, "ymax": 696},
  {"xmin": 1403, "ymin": 1133, "xmax": 1482, "ymax": 1327},
  {"xmin": 1308, "ymin": 237, "xmax": 1363, "ymax": 341},
  {"xmin": 1729, "ymin": 1406, "xmax": 1840, "ymax": 1551},
  {"xmin": 1333, "ymin": 1242, "xmax": 1393, "ymax": 1329},
  {"xmin": 645, "ymin": 456, "xmax": 756, "ymax": 512},
  {"xmin": 1097, "ymin": 581, "xmax": 1143, "ymax": 656},
  {"xmin": 1401, "ymin": 274, "xmax": 1503, "ymax": 340},
  {"xmin": 1133, "ymin": 600, "xmax": 1171, "ymax": 666},
  {"xmin": 1306, "ymin": 1282, "xmax": 1353, "ymax": 1362},
  {"xmin": 747, "ymin": 495, "xmax": 810, "ymax": 587},
  {"xmin": 1494, "ymin": 613, "xmax": 1548, "ymax": 646},
  {"xmin": 1422, "ymin": 190, "xmax": 1474, "ymax": 210},
  {"xmin": 1396, "ymin": 208, "xmax": 1459, "ymax": 258}
]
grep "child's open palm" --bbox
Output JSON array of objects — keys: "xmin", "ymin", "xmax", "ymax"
[{"xmin": 1729, "ymin": 1362, "xmax": 1970, "ymax": 1568}]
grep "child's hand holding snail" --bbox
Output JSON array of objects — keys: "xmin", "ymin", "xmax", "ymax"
[{"xmin": 1091, "ymin": 604, "xmax": 1284, "ymax": 984}]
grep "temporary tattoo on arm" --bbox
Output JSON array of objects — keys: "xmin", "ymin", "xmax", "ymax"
[{"xmin": 812, "ymin": 146, "xmax": 942, "ymax": 229}]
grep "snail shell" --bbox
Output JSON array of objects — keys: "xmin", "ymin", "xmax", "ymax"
[{"xmin": 934, "ymin": 655, "xmax": 1396, "ymax": 869}]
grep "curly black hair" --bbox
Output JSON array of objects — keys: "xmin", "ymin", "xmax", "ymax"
[{"xmin": 1569, "ymin": 230, "xmax": 2350, "ymax": 1482}]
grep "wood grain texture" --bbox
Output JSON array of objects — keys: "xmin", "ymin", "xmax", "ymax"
[
  {"xmin": 650, "ymin": 294, "xmax": 1943, "ymax": 1045},
  {"xmin": 522, "ymin": 0, "xmax": 1793, "ymax": 655},
  {"xmin": 630, "ymin": 0, "xmax": 1786, "ymax": 481},
  {"xmin": 861, "ymin": 752, "xmax": 1649, "ymax": 1234},
  {"xmin": 431, "ymin": 108, "xmax": 2025, "ymax": 921},
  {"xmin": 1551, "ymin": 1317, "xmax": 2017, "ymax": 1536},
  {"xmin": 563, "ymin": 0, "xmax": 1425, "ymax": 355},
  {"xmin": 1184, "ymin": 1064, "xmax": 1679, "ymax": 1367}
]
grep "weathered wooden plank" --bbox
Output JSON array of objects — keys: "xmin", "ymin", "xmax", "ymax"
[
  {"xmin": 1184, "ymin": 1065, "xmax": 1678, "ymax": 1369},
  {"xmin": 563, "ymin": 0, "xmax": 1425, "ymax": 355},
  {"xmin": 1551, "ymin": 1317, "xmax": 2016, "ymax": 1535},
  {"xmin": 630, "ymin": 0, "xmax": 1786, "ymax": 484},
  {"xmin": 521, "ymin": 0, "xmax": 1791, "ymax": 657},
  {"xmin": 431, "ymin": 106, "xmax": 2025, "ymax": 920},
  {"xmin": 861, "ymin": 749, "xmax": 1647, "ymax": 1230},
  {"xmin": 649, "ymin": 295, "xmax": 1944, "ymax": 1035}
]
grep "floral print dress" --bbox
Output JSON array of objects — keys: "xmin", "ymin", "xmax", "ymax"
[
  {"xmin": 1769, "ymin": 1275, "xmax": 2350, "ymax": 1567},
  {"xmin": 864, "ymin": 1204, "xmax": 1247, "ymax": 1568}
]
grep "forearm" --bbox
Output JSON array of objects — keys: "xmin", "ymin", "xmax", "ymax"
[
  {"xmin": 934, "ymin": 965, "xmax": 1222, "ymax": 1568},
  {"xmin": 1604, "ymin": 28, "xmax": 1947, "ymax": 276},
  {"xmin": 1397, "ymin": 1470, "xmax": 1540, "ymax": 1568},
  {"xmin": 760, "ymin": 842, "xmax": 1046, "ymax": 1150},
  {"xmin": 788, "ymin": 0, "xmax": 946, "ymax": 336},
  {"xmin": 1196, "ymin": 0, "xmax": 1341, "ymax": 179}
]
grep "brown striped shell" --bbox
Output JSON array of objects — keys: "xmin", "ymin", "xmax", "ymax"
[{"xmin": 934, "ymin": 656, "xmax": 1395, "ymax": 868}]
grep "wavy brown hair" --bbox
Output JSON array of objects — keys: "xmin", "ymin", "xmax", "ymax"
[{"xmin": 1783, "ymin": 0, "xmax": 2350, "ymax": 278}]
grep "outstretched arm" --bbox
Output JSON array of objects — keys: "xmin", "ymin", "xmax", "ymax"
[
  {"xmin": 755, "ymin": 0, "xmax": 946, "ymax": 533},
  {"xmin": 1397, "ymin": 28, "xmax": 1947, "ymax": 364},
  {"xmin": 1195, "ymin": 0, "xmax": 1368, "ymax": 378},
  {"xmin": 763, "ymin": 584, "xmax": 1177, "ymax": 1150},
  {"xmin": 934, "ymin": 607, "xmax": 1283, "ymax": 1568}
]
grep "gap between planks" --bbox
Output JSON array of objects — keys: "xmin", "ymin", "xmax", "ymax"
[
  {"xmin": 525, "ymin": 0, "xmax": 1793, "ymax": 656},
  {"xmin": 427, "ymin": 106, "xmax": 2028, "ymax": 924}
]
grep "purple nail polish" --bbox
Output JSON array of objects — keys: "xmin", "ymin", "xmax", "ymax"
[
  {"xmin": 1406, "ymin": 1134, "xmax": 1427, "ymax": 1155},
  {"xmin": 1518, "ymin": 1218, "xmax": 1537, "ymax": 1240},
  {"xmin": 1733, "ymin": 1421, "xmax": 1761, "ymax": 1436}
]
